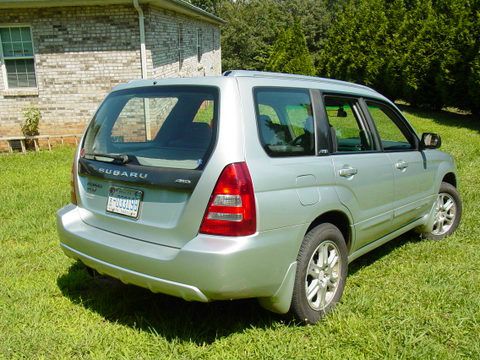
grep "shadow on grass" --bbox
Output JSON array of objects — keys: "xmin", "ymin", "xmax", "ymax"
[
  {"xmin": 57, "ymin": 232, "xmax": 423, "ymax": 344},
  {"xmin": 396, "ymin": 104, "xmax": 480, "ymax": 133},
  {"xmin": 57, "ymin": 263, "xmax": 282, "ymax": 344},
  {"xmin": 348, "ymin": 231, "xmax": 422, "ymax": 276}
]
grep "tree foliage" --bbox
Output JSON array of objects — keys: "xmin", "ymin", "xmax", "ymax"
[
  {"xmin": 318, "ymin": 0, "xmax": 480, "ymax": 113},
  {"xmin": 216, "ymin": 0, "xmax": 330, "ymax": 71},
  {"xmin": 191, "ymin": 0, "xmax": 480, "ymax": 114},
  {"xmin": 265, "ymin": 22, "xmax": 316, "ymax": 75},
  {"xmin": 188, "ymin": 0, "xmax": 222, "ymax": 15}
]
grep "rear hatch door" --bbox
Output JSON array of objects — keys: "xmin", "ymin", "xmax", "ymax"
[{"xmin": 76, "ymin": 85, "xmax": 219, "ymax": 248}]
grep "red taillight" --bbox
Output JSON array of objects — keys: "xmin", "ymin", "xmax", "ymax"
[
  {"xmin": 199, "ymin": 162, "xmax": 256, "ymax": 236},
  {"xmin": 70, "ymin": 157, "xmax": 78, "ymax": 205}
]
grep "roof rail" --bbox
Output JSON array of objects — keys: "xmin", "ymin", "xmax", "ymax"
[{"xmin": 222, "ymin": 70, "xmax": 376, "ymax": 93}]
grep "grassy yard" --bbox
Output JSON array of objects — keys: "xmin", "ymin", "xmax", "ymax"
[{"xmin": 0, "ymin": 106, "xmax": 479, "ymax": 359}]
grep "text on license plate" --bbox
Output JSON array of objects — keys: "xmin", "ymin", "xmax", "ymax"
[{"xmin": 106, "ymin": 186, "xmax": 143, "ymax": 218}]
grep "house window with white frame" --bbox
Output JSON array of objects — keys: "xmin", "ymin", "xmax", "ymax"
[{"xmin": 0, "ymin": 26, "xmax": 36, "ymax": 88}]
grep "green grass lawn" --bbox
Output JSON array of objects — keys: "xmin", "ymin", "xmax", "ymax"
[{"xmin": 1, "ymin": 106, "xmax": 479, "ymax": 359}]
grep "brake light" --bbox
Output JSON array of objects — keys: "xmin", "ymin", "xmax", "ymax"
[
  {"xmin": 70, "ymin": 156, "xmax": 78, "ymax": 205},
  {"xmin": 199, "ymin": 162, "xmax": 256, "ymax": 236}
]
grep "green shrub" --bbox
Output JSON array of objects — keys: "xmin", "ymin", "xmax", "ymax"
[
  {"xmin": 21, "ymin": 106, "xmax": 41, "ymax": 151},
  {"xmin": 21, "ymin": 106, "xmax": 41, "ymax": 137}
]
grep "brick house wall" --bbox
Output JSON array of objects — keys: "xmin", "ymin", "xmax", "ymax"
[
  {"xmin": 145, "ymin": 6, "xmax": 221, "ymax": 79},
  {"xmin": 0, "ymin": 3, "xmax": 221, "ymax": 150}
]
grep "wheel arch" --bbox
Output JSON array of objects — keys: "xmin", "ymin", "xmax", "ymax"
[
  {"xmin": 442, "ymin": 172, "xmax": 457, "ymax": 188},
  {"xmin": 306, "ymin": 210, "xmax": 352, "ymax": 251}
]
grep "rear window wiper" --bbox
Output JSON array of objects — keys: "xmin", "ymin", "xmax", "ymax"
[{"xmin": 83, "ymin": 152, "xmax": 133, "ymax": 164}]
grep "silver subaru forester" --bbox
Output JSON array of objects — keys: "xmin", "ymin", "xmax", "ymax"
[{"xmin": 57, "ymin": 71, "xmax": 461, "ymax": 324}]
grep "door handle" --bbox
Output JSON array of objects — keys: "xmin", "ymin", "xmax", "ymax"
[
  {"xmin": 339, "ymin": 166, "xmax": 358, "ymax": 177},
  {"xmin": 395, "ymin": 160, "xmax": 408, "ymax": 170}
]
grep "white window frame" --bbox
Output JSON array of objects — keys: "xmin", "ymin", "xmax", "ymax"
[{"xmin": 0, "ymin": 24, "xmax": 38, "ymax": 90}]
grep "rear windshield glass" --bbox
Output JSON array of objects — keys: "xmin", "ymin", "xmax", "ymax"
[{"xmin": 82, "ymin": 86, "xmax": 218, "ymax": 169}]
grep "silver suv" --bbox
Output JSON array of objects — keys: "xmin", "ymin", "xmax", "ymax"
[{"xmin": 57, "ymin": 71, "xmax": 462, "ymax": 324}]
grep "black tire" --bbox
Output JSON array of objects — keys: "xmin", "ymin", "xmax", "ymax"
[
  {"xmin": 290, "ymin": 223, "xmax": 348, "ymax": 324},
  {"xmin": 421, "ymin": 182, "xmax": 462, "ymax": 240}
]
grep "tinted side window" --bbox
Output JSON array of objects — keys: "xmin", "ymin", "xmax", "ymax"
[
  {"xmin": 366, "ymin": 101, "xmax": 415, "ymax": 150},
  {"xmin": 255, "ymin": 88, "xmax": 315, "ymax": 157},
  {"xmin": 258, "ymin": 104, "xmax": 281, "ymax": 125},
  {"xmin": 324, "ymin": 96, "xmax": 374, "ymax": 152}
]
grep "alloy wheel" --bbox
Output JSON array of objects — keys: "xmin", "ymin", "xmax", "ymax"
[
  {"xmin": 305, "ymin": 240, "xmax": 341, "ymax": 311},
  {"xmin": 432, "ymin": 192, "xmax": 457, "ymax": 235}
]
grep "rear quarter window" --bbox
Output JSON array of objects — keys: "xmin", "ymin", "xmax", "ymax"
[{"xmin": 254, "ymin": 88, "xmax": 315, "ymax": 157}]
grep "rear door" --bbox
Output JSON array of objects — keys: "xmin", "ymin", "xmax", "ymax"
[
  {"xmin": 322, "ymin": 95, "xmax": 395, "ymax": 251},
  {"xmin": 248, "ymin": 87, "xmax": 324, "ymax": 230},
  {"xmin": 76, "ymin": 85, "xmax": 220, "ymax": 248},
  {"xmin": 363, "ymin": 100, "xmax": 435, "ymax": 228}
]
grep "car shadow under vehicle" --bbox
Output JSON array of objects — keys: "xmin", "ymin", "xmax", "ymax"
[
  {"xmin": 348, "ymin": 231, "xmax": 422, "ymax": 276},
  {"xmin": 57, "ymin": 232, "xmax": 423, "ymax": 343},
  {"xmin": 57, "ymin": 262, "xmax": 283, "ymax": 344}
]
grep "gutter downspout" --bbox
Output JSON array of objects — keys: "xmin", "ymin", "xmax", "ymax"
[
  {"xmin": 133, "ymin": 0, "xmax": 147, "ymax": 79},
  {"xmin": 133, "ymin": 0, "xmax": 151, "ymax": 138}
]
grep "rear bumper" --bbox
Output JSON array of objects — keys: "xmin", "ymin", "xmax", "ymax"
[
  {"xmin": 60, "ymin": 242, "xmax": 210, "ymax": 302},
  {"xmin": 57, "ymin": 204, "xmax": 302, "ymax": 302}
]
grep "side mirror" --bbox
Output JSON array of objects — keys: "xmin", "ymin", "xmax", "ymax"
[{"xmin": 421, "ymin": 132, "xmax": 442, "ymax": 149}]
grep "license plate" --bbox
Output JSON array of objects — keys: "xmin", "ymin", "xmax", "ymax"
[{"xmin": 106, "ymin": 186, "xmax": 143, "ymax": 218}]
